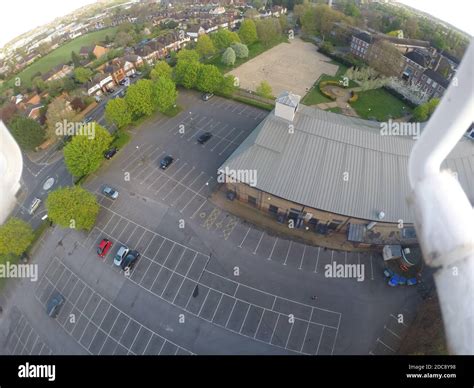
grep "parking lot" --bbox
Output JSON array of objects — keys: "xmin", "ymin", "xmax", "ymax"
[
  {"xmin": 35, "ymin": 257, "xmax": 193, "ymax": 355},
  {"xmin": 81, "ymin": 205, "xmax": 341, "ymax": 355},
  {"xmin": 3, "ymin": 307, "xmax": 53, "ymax": 355}
]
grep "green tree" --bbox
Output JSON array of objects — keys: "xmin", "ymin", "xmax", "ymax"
[
  {"xmin": 46, "ymin": 186, "xmax": 100, "ymax": 231},
  {"xmin": 73, "ymin": 67, "xmax": 93, "ymax": 84},
  {"xmin": 221, "ymin": 47, "xmax": 236, "ymax": 66},
  {"xmin": 174, "ymin": 60, "xmax": 201, "ymax": 89},
  {"xmin": 71, "ymin": 51, "xmax": 81, "ymax": 67},
  {"xmin": 63, "ymin": 123, "xmax": 113, "ymax": 177},
  {"xmin": 413, "ymin": 98, "xmax": 440, "ymax": 121},
  {"xmin": 219, "ymin": 74, "xmax": 237, "ymax": 96},
  {"xmin": 114, "ymin": 31, "xmax": 134, "ymax": 47},
  {"xmin": 196, "ymin": 34, "xmax": 216, "ymax": 59},
  {"xmin": 105, "ymin": 98, "xmax": 132, "ymax": 129},
  {"xmin": 0, "ymin": 218, "xmax": 34, "ymax": 256},
  {"xmin": 211, "ymin": 29, "xmax": 241, "ymax": 51},
  {"xmin": 150, "ymin": 60, "xmax": 172, "ymax": 80},
  {"xmin": 125, "ymin": 79, "xmax": 155, "ymax": 118},
  {"xmin": 239, "ymin": 19, "xmax": 258, "ymax": 45},
  {"xmin": 231, "ymin": 43, "xmax": 249, "ymax": 59},
  {"xmin": 196, "ymin": 64, "xmax": 224, "ymax": 93},
  {"xmin": 153, "ymin": 76, "xmax": 178, "ymax": 113},
  {"xmin": 256, "ymin": 18, "xmax": 282, "ymax": 46},
  {"xmin": 7, "ymin": 116, "xmax": 45, "ymax": 150},
  {"xmin": 256, "ymin": 80, "xmax": 273, "ymax": 98},
  {"xmin": 176, "ymin": 49, "xmax": 200, "ymax": 63}
]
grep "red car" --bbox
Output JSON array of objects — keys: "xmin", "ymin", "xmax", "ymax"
[{"xmin": 97, "ymin": 239, "xmax": 112, "ymax": 257}]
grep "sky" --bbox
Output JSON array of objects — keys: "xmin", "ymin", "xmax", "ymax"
[{"xmin": 0, "ymin": 0, "xmax": 472, "ymax": 48}]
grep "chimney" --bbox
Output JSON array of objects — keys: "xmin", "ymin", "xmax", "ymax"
[{"xmin": 274, "ymin": 91, "xmax": 301, "ymax": 122}]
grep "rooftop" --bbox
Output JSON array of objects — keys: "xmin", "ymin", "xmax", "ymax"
[{"xmin": 219, "ymin": 104, "xmax": 474, "ymax": 224}]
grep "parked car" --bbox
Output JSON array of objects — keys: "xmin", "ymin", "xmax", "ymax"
[
  {"xmin": 97, "ymin": 239, "xmax": 113, "ymax": 257},
  {"xmin": 130, "ymin": 73, "xmax": 137, "ymax": 78},
  {"xmin": 46, "ymin": 292, "xmax": 65, "ymax": 318},
  {"xmin": 135, "ymin": 71, "xmax": 142, "ymax": 76},
  {"xmin": 104, "ymin": 147, "xmax": 118, "ymax": 159},
  {"xmin": 83, "ymin": 116, "xmax": 92, "ymax": 123},
  {"xmin": 108, "ymin": 88, "xmax": 115, "ymax": 94},
  {"xmin": 114, "ymin": 245, "xmax": 129, "ymax": 267},
  {"xmin": 160, "ymin": 155, "xmax": 174, "ymax": 169},
  {"xmin": 94, "ymin": 95, "xmax": 102, "ymax": 103},
  {"xmin": 201, "ymin": 93, "xmax": 214, "ymax": 101},
  {"xmin": 28, "ymin": 197, "xmax": 42, "ymax": 215},
  {"xmin": 197, "ymin": 132, "xmax": 212, "ymax": 144},
  {"xmin": 102, "ymin": 186, "xmax": 119, "ymax": 200},
  {"xmin": 120, "ymin": 250, "xmax": 140, "ymax": 270}
]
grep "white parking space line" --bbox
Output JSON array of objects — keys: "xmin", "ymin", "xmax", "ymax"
[
  {"xmin": 370, "ymin": 254, "xmax": 374, "ymax": 280},
  {"xmin": 238, "ymin": 227, "xmax": 251, "ymax": 248},
  {"xmin": 252, "ymin": 232, "xmax": 265, "ymax": 255},
  {"xmin": 283, "ymin": 241, "xmax": 292, "ymax": 266},
  {"xmin": 314, "ymin": 247, "xmax": 321, "ymax": 273},
  {"xmin": 267, "ymin": 237, "xmax": 278, "ymax": 260},
  {"xmin": 315, "ymin": 326, "xmax": 325, "ymax": 355},
  {"xmin": 188, "ymin": 199, "xmax": 207, "ymax": 219},
  {"xmin": 298, "ymin": 246, "xmax": 306, "ymax": 270}
]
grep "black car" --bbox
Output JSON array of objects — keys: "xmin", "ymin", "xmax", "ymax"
[
  {"xmin": 104, "ymin": 147, "xmax": 118, "ymax": 159},
  {"xmin": 46, "ymin": 292, "xmax": 65, "ymax": 318},
  {"xmin": 197, "ymin": 132, "xmax": 212, "ymax": 144},
  {"xmin": 160, "ymin": 155, "xmax": 174, "ymax": 169},
  {"xmin": 120, "ymin": 250, "xmax": 140, "ymax": 270}
]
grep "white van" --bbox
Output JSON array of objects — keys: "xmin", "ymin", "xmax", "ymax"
[{"xmin": 28, "ymin": 197, "xmax": 42, "ymax": 215}]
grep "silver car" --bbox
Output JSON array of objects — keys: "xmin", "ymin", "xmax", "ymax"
[
  {"xmin": 103, "ymin": 186, "xmax": 119, "ymax": 200},
  {"xmin": 114, "ymin": 245, "xmax": 129, "ymax": 266}
]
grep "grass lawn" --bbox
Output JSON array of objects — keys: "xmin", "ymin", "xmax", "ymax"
[
  {"xmin": 3, "ymin": 27, "xmax": 117, "ymax": 90},
  {"xmin": 205, "ymin": 37, "xmax": 288, "ymax": 73},
  {"xmin": 302, "ymin": 73, "xmax": 358, "ymax": 106},
  {"xmin": 327, "ymin": 107, "xmax": 342, "ymax": 114},
  {"xmin": 350, "ymin": 88, "xmax": 412, "ymax": 121}
]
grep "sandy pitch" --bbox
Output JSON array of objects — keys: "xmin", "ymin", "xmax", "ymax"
[{"xmin": 229, "ymin": 38, "xmax": 339, "ymax": 98}]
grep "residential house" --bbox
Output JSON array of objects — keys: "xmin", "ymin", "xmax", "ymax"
[
  {"xmin": 401, "ymin": 50, "xmax": 430, "ymax": 83},
  {"xmin": 123, "ymin": 54, "xmax": 144, "ymax": 69},
  {"xmin": 104, "ymin": 61, "xmax": 126, "ymax": 84},
  {"xmin": 418, "ymin": 69, "xmax": 450, "ymax": 99},
  {"xmin": 350, "ymin": 32, "xmax": 372, "ymax": 59},
  {"xmin": 79, "ymin": 44, "xmax": 109, "ymax": 59},
  {"xmin": 186, "ymin": 25, "xmax": 206, "ymax": 40},
  {"xmin": 41, "ymin": 63, "xmax": 73, "ymax": 82}
]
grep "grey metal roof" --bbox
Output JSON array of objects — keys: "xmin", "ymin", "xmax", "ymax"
[{"xmin": 219, "ymin": 105, "xmax": 474, "ymax": 223}]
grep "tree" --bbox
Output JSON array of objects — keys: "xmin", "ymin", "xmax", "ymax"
[
  {"xmin": 231, "ymin": 43, "xmax": 249, "ymax": 59},
  {"xmin": 256, "ymin": 18, "xmax": 282, "ymax": 46},
  {"xmin": 196, "ymin": 65, "xmax": 224, "ymax": 93},
  {"xmin": 211, "ymin": 29, "xmax": 241, "ymax": 51},
  {"xmin": 0, "ymin": 102, "xmax": 18, "ymax": 124},
  {"xmin": 221, "ymin": 47, "xmax": 236, "ymax": 66},
  {"xmin": 412, "ymin": 98, "xmax": 440, "ymax": 121},
  {"xmin": 114, "ymin": 31, "xmax": 134, "ymax": 48},
  {"xmin": 105, "ymin": 98, "xmax": 132, "ymax": 129},
  {"xmin": 150, "ymin": 60, "xmax": 172, "ymax": 81},
  {"xmin": 238, "ymin": 19, "xmax": 258, "ymax": 45},
  {"xmin": 256, "ymin": 80, "xmax": 273, "ymax": 99},
  {"xmin": 125, "ymin": 79, "xmax": 155, "ymax": 118},
  {"xmin": 153, "ymin": 77, "xmax": 178, "ymax": 113},
  {"xmin": 174, "ymin": 60, "xmax": 201, "ymax": 89},
  {"xmin": 368, "ymin": 40, "xmax": 404, "ymax": 76},
  {"xmin": 0, "ymin": 218, "xmax": 34, "ymax": 256},
  {"xmin": 176, "ymin": 49, "xmax": 200, "ymax": 63},
  {"xmin": 32, "ymin": 76, "xmax": 47, "ymax": 92},
  {"xmin": 45, "ymin": 97, "xmax": 75, "ymax": 139},
  {"xmin": 219, "ymin": 75, "xmax": 237, "ymax": 96},
  {"xmin": 63, "ymin": 123, "xmax": 113, "ymax": 177},
  {"xmin": 7, "ymin": 116, "xmax": 45, "ymax": 150},
  {"xmin": 196, "ymin": 34, "xmax": 216, "ymax": 59},
  {"xmin": 70, "ymin": 97, "xmax": 87, "ymax": 112},
  {"xmin": 73, "ymin": 67, "xmax": 93, "ymax": 84},
  {"xmin": 46, "ymin": 186, "xmax": 100, "ymax": 231},
  {"xmin": 71, "ymin": 51, "xmax": 82, "ymax": 67}
]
